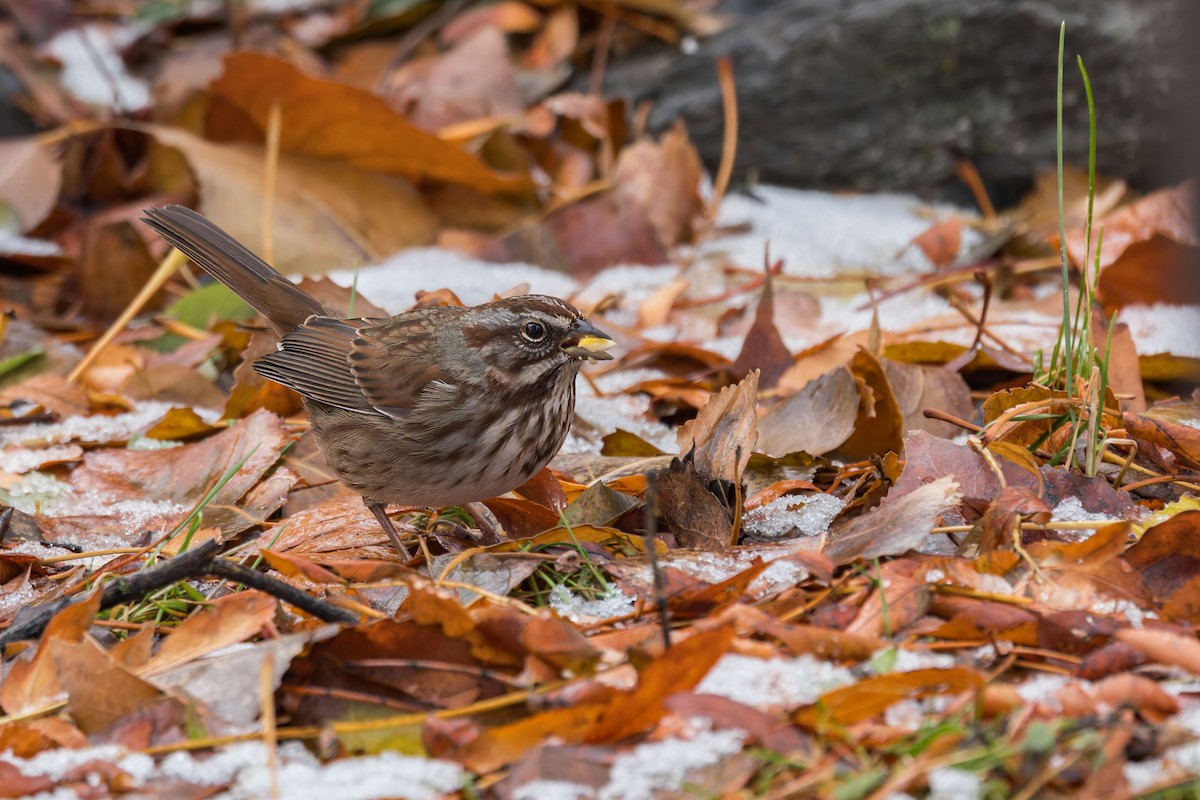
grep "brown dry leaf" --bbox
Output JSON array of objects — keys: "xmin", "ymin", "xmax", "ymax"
[
  {"xmin": 45, "ymin": 409, "xmax": 288, "ymax": 541},
  {"xmin": 730, "ymin": 274, "xmax": 793, "ymax": 389},
  {"xmin": 144, "ymin": 407, "xmax": 220, "ymax": 441},
  {"xmin": 145, "ymin": 123, "xmax": 437, "ymax": 274},
  {"xmin": 484, "ymin": 497, "xmax": 561, "ymax": 538},
  {"xmin": 210, "ymin": 52, "xmax": 530, "ymax": 195},
  {"xmin": 612, "ymin": 121, "xmax": 704, "ymax": 250},
  {"xmin": 143, "ymin": 591, "xmax": 277, "ymax": 675},
  {"xmin": 910, "ymin": 218, "xmax": 963, "ymax": 268},
  {"xmin": 0, "ymin": 590, "xmax": 101, "ymax": 715},
  {"xmin": 794, "ymin": 667, "xmax": 984, "ymax": 728},
  {"xmin": 67, "ymin": 220, "xmax": 162, "ymax": 321},
  {"xmin": 389, "ymin": 27, "xmax": 523, "ymax": 131},
  {"xmin": 836, "ymin": 348, "xmax": 904, "ymax": 460},
  {"xmin": 52, "ymin": 637, "xmax": 184, "ymax": 737},
  {"xmin": 1114, "ymin": 627, "xmax": 1200, "ymax": 676},
  {"xmin": 1092, "ymin": 313, "xmax": 1145, "ymax": 412},
  {"xmin": 654, "ymin": 458, "xmax": 733, "ymax": 551},
  {"xmin": 1015, "ymin": 168, "xmax": 1124, "ymax": 250},
  {"xmin": 0, "ymin": 374, "xmax": 88, "ymax": 418},
  {"xmin": 848, "ymin": 570, "xmax": 932, "ymax": 639},
  {"xmin": 1092, "ymin": 673, "xmax": 1179, "ymax": 724},
  {"xmin": 584, "ymin": 625, "xmax": 736, "ymax": 743},
  {"xmin": 976, "ymin": 485, "xmax": 1051, "ymax": 553},
  {"xmin": 1123, "ymin": 411, "xmax": 1200, "ymax": 468},
  {"xmin": 0, "ymin": 136, "xmax": 61, "ymax": 231},
  {"xmin": 1124, "ymin": 510, "xmax": 1200, "ymax": 602},
  {"xmin": 892, "ymin": 431, "xmax": 1034, "ymax": 509},
  {"xmin": 489, "ymin": 189, "xmax": 668, "ymax": 275},
  {"xmin": 1028, "ymin": 522, "xmax": 1132, "ymax": 572},
  {"xmin": 1065, "ymin": 181, "xmax": 1195, "ymax": 272},
  {"xmin": 824, "ymin": 475, "xmax": 959, "ymax": 565},
  {"xmin": 757, "ymin": 367, "xmax": 859, "ymax": 457},
  {"xmin": 442, "ymin": 2, "xmax": 543, "ymax": 43},
  {"xmin": 561, "ymin": 480, "xmax": 639, "ymax": 529},
  {"xmin": 676, "ymin": 370, "xmax": 759, "ymax": 487},
  {"xmin": 775, "ymin": 333, "xmax": 864, "ymax": 395},
  {"xmin": 882, "ymin": 359, "xmax": 974, "ymax": 440},
  {"xmin": 457, "ymin": 703, "xmax": 609, "ymax": 775},
  {"xmin": 405, "ymin": 578, "xmax": 523, "ymax": 667},
  {"xmin": 1096, "ymin": 234, "xmax": 1200, "ymax": 312}
]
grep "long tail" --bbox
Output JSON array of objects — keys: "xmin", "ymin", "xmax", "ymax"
[{"xmin": 142, "ymin": 205, "xmax": 329, "ymax": 335}]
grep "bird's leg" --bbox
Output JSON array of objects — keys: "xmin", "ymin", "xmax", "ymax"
[{"xmin": 366, "ymin": 499, "xmax": 411, "ymax": 560}]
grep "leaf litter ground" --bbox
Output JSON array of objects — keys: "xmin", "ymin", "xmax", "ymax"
[{"xmin": 0, "ymin": 4, "xmax": 1198, "ymax": 799}]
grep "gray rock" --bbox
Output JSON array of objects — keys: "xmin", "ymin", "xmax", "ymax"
[{"xmin": 594, "ymin": 0, "xmax": 1191, "ymax": 206}]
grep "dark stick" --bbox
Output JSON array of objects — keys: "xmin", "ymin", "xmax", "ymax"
[
  {"xmin": 0, "ymin": 539, "xmax": 357, "ymax": 647},
  {"xmin": 208, "ymin": 559, "xmax": 357, "ymax": 623}
]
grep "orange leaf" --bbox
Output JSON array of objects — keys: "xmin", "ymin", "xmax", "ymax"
[
  {"xmin": 1114, "ymin": 627, "xmax": 1200, "ymax": 676},
  {"xmin": 795, "ymin": 667, "xmax": 984, "ymax": 728},
  {"xmin": 143, "ymin": 591, "xmax": 278, "ymax": 674},
  {"xmin": 211, "ymin": 53, "xmax": 531, "ymax": 195}
]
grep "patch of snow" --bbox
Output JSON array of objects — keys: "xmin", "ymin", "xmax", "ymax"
[
  {"xmin": 696, "ymin": 653, "xmax": 854, "ymax": 708},
  {"xmin": 575, "ymin": 265, "xmax": 681, "ymax": 328},
  {"xmin": 325, "ymin": 248, "xmax": 578, "ymax": 311},
  {"xmin": 42, "ymin": 24, "xmax": 151, "ymax": 112},
  {"xmin": 0, "ymin": 230, "xmax": 62, "ymax": 257},
  {"xmin": 1125, "ymin": 741, "xmax": 1200, "ymax": 794},
  {"xmin": 220, "ymin": 746, "xmax": 464, "ymax": 800},
  {"xmin": 514, "ymin": 781, "xmax": 596, "ymax": 800},
  {"xmin": 926, "ymin": 767, "xmax": 982, "ymax": 800},
  {"xmin": 707, "ymin": 187, "xmax": 978, "ymax": 278},
  {"xmin": 743, "ymin": 493, "xmax": 844, "ymax": 539},
  {"xmin": 562, "ymin": 393, "xmax": 675, "ymax": 455},
  {"xmin": 1052, "ymin": 497, "xmax": 1114, "ymax": 525},
  {"xmin": 626, "ymin": 547, "xmax": 815, "ymax": 600},
  {"xmin": 0, "ymin": 445, "xmax": 80, "ymax": 474},
  {"xmin": 127, "ymin": 435, "xmax": 184, "ymax": 450},
  {"xmin": 876, "ymin": 649, "xmax": 957, "ymax": 674},
  {"xmin": 598, "ymin": 728, "xmax": 746, "ymax": 800},
  {"xmin": 0, "ymin": 578, "xmax": 40, "ymax": 621},
  {"xmin": 1014, "ymin": 674, "xmax": 1075, "ymax": 712},
  {"xmin": 1119, "ymin": 304, "xmax": 1200, "ymax": 359},
  {"xmin": 549, "ymin": 585, "xmax": 636, "ymax": 623},
  {"xmin": 1089, "ymin": 596, "xmax": 1156, "ymax": 629},
  {"xmin": 0, "ymin": 402, "xmax": 218, "ymax": 448},
  {"xmin": 2, "ymin": 742, "xmax": 464, "ymax": 800}
]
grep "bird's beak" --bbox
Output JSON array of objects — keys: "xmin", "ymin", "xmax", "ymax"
[{"xmin": 562, "ymin": 319, "xmax": 615, "ymax": 361}]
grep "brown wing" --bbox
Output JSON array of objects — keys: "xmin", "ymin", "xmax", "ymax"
[
  {"xmin": 255, "ymin": 317, "xmax": 380, "ymax": 415},
  {"xmin": 347, "ymin": 309, "xmax": 462, "ymax": 420}
]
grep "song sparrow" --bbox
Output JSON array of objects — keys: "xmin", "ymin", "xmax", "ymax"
[{"xmin": 142, "ymin": 206, "xmax": 614, "ymax": 558}]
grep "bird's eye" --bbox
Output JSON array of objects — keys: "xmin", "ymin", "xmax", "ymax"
[{"xmin": 521, "ymin": 321, "xmax": 547, "ymax": 342}]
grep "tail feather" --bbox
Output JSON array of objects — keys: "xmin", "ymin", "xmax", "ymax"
[{"xmin": 142, "ymin": 205, "xmax": 329, "ymax": 335}]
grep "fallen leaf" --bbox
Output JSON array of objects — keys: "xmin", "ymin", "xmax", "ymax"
[
  {"xmin": 730, "ymin": 274, "xmax": 793, "ymax": 389},
  {"xmin": 757, "ymin": 367, "xmax": 858, "ymax": 457},
  {"xmin": 795, "ymin": 667, "xmax": 984, "ymax": 728},
  {"xmin": 910, "ymin": 218, "xmax": 963, "ymax": 268},
  {"xmin": 143, "ymin": 591, "xmax": 278, "ymax": 674},
  {"xmin": 824, "ymin": 476, "xmax": 960, "ymax": 565},
  {"xmin": 654, "ymin": 456, "xmax": 733, "ymax": 550},
  {"xmin": 0, "ymin": 590, "xmax": 101, "ymax": 715},
  {"xmin": 1114, "ymin": 627, "xmax": 1200, "ymax": 676},
  {"xmin": 836, "ymin": 348, "xmax": 904, "ymax": 460},
  {"xmin": 144, "ymin": 124, "xmax": 438, "ymax": 274},
  {"xmin": 676, "ymin": 370, "xmax": 759, "ymax": 487},
  {"xmin": 612, "ymin": 121, "xmax": 704, "ymax": 250},
  {"xmin": 210, "ymin": 52, "xmax": 531, "ymax": 195},
  {"xmin": 0, "ymin": 137, "xmax": 61, "ymax": 231}
]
